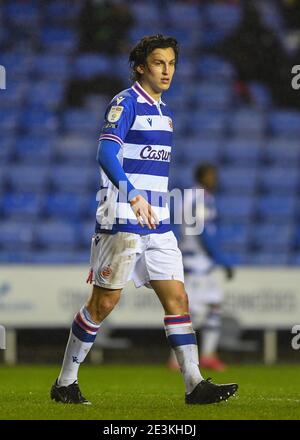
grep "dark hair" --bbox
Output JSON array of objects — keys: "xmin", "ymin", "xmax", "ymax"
[
  {"xmin": 194, "ymin": 163, "xmax": 217, "ymax": 184},
  {"xmin": 129, "ymin": 34, "xmax": 179, "ymax": 82}
]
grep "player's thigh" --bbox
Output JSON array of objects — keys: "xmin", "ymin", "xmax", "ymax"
[
  {"xmin": 144, "ymin": 231, "xmax": 184, "ymax": 284},
  {"xmin": 90, "ymin": 232, "xmax": 139, "ymax": 289}
]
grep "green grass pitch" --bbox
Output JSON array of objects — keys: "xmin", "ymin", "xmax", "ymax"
[{"xmin": 0, "ymin": 364, "xmax": 299, "ymax": 420}]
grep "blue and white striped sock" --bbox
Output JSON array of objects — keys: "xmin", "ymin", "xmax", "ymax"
[
  {"xmin": 58, "ymin": 306, "xmax": 101, "ymax": 387},
  {"xmin": 164, "ymin": 314, "xmax": 203, "ymax": 394}
]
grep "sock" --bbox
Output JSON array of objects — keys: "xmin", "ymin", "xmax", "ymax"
[
  {"xmin": 201, "ymin": 308, "xmax": 221, "ymax": 357},
  {"xmin": 164, "ymin": 314, "xmax": 203, "ymax": 394},
  {"xmin": 57, "ymin": 306, "xmax": 101, "ymax": 387}
]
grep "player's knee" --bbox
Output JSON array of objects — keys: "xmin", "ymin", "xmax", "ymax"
[
  {"xmin": 98, "ymin": 296, "xmax": 119, "ymax": 315},
  {"xmin": 167, "ymin": 290, "xmax": 189, "ymax": 312}
]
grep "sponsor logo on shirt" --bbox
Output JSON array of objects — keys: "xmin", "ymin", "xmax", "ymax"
[{"xmin": 140, "ymin": 146, "xmax": 171, "ymax": 161}]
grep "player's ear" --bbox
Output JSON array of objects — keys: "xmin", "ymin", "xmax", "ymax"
[{"xmin": 136, "ymin": 65, "xmax": 145, "ymax": 75}]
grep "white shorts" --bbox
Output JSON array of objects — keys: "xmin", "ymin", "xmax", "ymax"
[
  {"xmin": 89, "ymin": 230, "xmax": 184, "ymax": 290},
  {"xmin": 184, "ymin": 272, "xmax": 223, "ymax": 314}
]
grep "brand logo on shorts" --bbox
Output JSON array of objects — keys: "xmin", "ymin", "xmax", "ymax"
[{"xmin": 100, "ymin": 265, "xmax": 112, "ymax": 278}]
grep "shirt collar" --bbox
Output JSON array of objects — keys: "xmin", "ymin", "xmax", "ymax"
[{"xmin": 132, "ymin": 81, "xmax": 166, "ymax": 106}]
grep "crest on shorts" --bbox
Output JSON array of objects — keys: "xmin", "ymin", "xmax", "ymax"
[
  {"xmin": 107, "ymin": 106, "xmax": 124, "ymax": 122},
  {"xmin": 100, "ymin": 265, "xmax": 112, "ymax": 278}
]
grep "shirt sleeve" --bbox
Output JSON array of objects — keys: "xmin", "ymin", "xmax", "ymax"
[{"xmin": 99, "ymin": 95, "xmax": 135, "ymax": 147}]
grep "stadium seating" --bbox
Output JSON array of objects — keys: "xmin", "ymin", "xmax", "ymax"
[{"xmin": 0, "ymin": 0, "xmax": 299, "ymax": 266}]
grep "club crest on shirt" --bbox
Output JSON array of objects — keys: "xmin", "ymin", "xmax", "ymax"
[
  {"xmin": 107, "ymin": 105, "xmax": 124, "ymax": 122},
  {"xmin": 168, "ymin": 118, "xmax": 173, "ymax": 130},
  {"xmin": 100, "ymin": 265, "xmax": 112, "ymax": 278}
]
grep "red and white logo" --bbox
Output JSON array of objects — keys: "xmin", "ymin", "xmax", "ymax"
[{"xmin": 100, "ymin": 265, "xmax": 112, "ymax": 278}]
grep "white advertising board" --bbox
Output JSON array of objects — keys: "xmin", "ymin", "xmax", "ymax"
[{"xmin": 0, "ymin": 266, "xmax": 299, "ymax": 329}]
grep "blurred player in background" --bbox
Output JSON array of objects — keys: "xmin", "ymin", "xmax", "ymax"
[
  {"xmin": 51, "ymin": 35, "xmax": 238, "ymax": 405},
  {"xmin": 168, "ymin": 163, "xmax": 234, "ymax": 371}
]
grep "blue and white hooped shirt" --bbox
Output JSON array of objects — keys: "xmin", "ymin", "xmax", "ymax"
[{"xmin": 96, "ymin": 81, "xmax": 173, "ymax": 235}]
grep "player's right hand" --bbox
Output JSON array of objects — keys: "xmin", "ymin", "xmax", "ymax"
[{"xmin": 129, "ymin": 195, "xmax": 159, "ymax": 230}]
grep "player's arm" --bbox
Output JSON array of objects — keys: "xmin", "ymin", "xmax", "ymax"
[
  {"xmin": 200, "ymin": 227, "xmax": 234, "ymax": 279},
  {"xmin": 98, "ymin": 96, "xmax": 158, "ymax": 229},
  {"xmin": 96, "ymin": 140, "xmax": 158, "ymax": 229}
]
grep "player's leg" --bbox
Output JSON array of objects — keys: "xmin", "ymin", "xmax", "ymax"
[
  {"xmin": 51, "ymin": 232, "xmax": 138, "ymax": 403},
  {"xmin": 151, "ymin": 279, "xmax": 205, "ymax": 394},
  {"xmin": 199, "ymin": 274, "xmax": 226, "ymax": 371},
  {"xmin": 56, "ymin": 285, "xmax": 121, "ymax": 389},
  {"xmin": 200, "ymin": 303, "xmax": 226, "ymax": 371},
  {"xmin": 135, "ymin": 231, "xmax": 238, "ymax": 404}
]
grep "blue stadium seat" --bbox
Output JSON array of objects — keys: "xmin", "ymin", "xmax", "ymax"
[
  {"xmin": 45, "ymin": 193, "xmax": 87, "ymax": 219},
  {"xmin": 205, "ymin": 3, "xmax": 242, "ymax": 32},
  {"xmin": 27, "ymin": 80, "xmax": 65, "ymax": 110},
  {"xmin": 264, "ymin": 138, "xmax": 300, "ymax": 164},
  {"xmin": 259, "ymin": 167, "xmax": 299, "ymax": 194},
  {"xmin": 257, "ymin": 196, "xmax": 296, "ymax": 222},
  {"xmin": 4, "ymin": 2, "xmax": 40, "ymax": 26},
  {"xmin": 167, "ymin": 3, "xmax": 203, "ymax": 28},
  {"xmin": 45, "ymin": 1, "xmax": 81, "ymax": 23},
  {"xmin": 229, "ymin": 109, "xmax": 266, "ymax": 137},
  {"xmin": 130, "ymin": 3, "xmax": 161, "ymax": 25},
  {"xmin": 248, "ymin": 82, "xmax": 272, "ymax": 108},
  {"xmin": 0, "ymin": 221, "xmax": 34, "ymax": 250},
  {"xmin": 22, "ymin": 110, "xmax": 59, "ymax": 134},
  {"xmin": 15, "ymin": 136, "xmax": 54, "ymax": 163},
  {"xmin": 55, "ymin": 134, "xmax": 97, "ymax": 164},
  {"xmin": 1, "ymin": 192, "xmax": 42, "ymax": 219},
  {"xmin": 216, "ymin": 195, "xmax": 255, "ymax": 222},
  {"xmin": 29, "ymin": 251, "xmax": 79, "ymax": 264},
  {"xmin": 74, "ymin": 54, "xmax": 112, "ymax": 79},
  {"xmin": 222, "ymin": 139, "xmax": 262, "ymax": 164},
  {"xmin": 168, "ymin": 166, "xmax": 194, "ymax": 190},
  {"xmin": 0, "ymin": 136, "xmax": 15, "ymax": 163},
  {"xmin": 219, "ymin": 167, "xmax": 258, "ymax": 195},
  {"xmin": 50, "ymin": 166, "xmax": 96, "ymax": 193},
  {"xmin": 63, "ymin": 109, "xmax": 100, "ymax": 133},
  {"xmin": 0, "ymin": 166, "xmax": 7, "ymax": 194},
  {"xmin": 7, "ymin": 166, "xmax": 49, "ymax": 193},
  {"xmin": 0, "ymin": 79, "xmax": 28, "ymax": 108},
  {"xmin": 34, "ymin": 221, "xmax": 77, "ymax": 249},
  {"xmin": 194, "ymin": 82, "xmax": 232, "ymax": 110},
  {"xmin": 251, "ymin": 224, "xmax": 294, "ymax": 252},
  {"xmin": 178, "ymin": 138, "xmax": 220, "ymax": 163},
  {"xmin": 0, "ymin": 109, "xmax": 19, "ymax": 132},
  {"xmin": 197, "ymin": 55, "xmax": 236, "ymax": 80},
  {"xmin": 41, "ymin": 28, "xmax": 78, "ymax": 53},
  {"xmin": 0, "ymin": 52, "xmax": 34, "ymax": 80},
  {"xmin": 189, "ymin": 111, "xmax": 226, "ymax": 137},
  {"xmin": 34, "ymin": 54, "xmax": 71, "ymax": 80},
  {"xmin": 0, "ymin": 251, "xmax": 32, "ymax": 263},
  {"xmin": 269, "ymin": 110, "xmax": 300, "ymax": 137}
]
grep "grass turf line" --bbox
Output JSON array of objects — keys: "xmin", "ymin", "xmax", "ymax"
[{"xmin": 0, "ymin": 364, "xmax": 299, "ymax": 420}]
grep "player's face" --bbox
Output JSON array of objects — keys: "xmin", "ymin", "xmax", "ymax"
[
  {"xmin": 138, "ymin": 47, "xmax": 176, "ymax": 95},
  {"xmin": 203, "ymin": 169, "xmax": 218, "ymax": 192}
]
